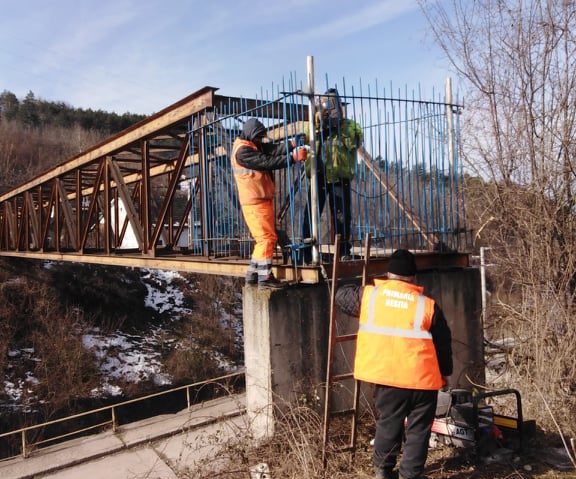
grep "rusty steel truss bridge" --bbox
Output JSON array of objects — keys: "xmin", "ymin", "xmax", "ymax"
[{"xmin": 0, "ymin": 77, "xmax": 470, "ymax": 281}]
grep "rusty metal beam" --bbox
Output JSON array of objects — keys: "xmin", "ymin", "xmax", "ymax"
[
  {"xmin": 0, "ymin": 87, "xmax": 218, "ymax": 202},
  {"xmin": 0, "ymin": 249, "xmax": 469, "ymax": 284},
  {"xmin": 107, "ymin": 158, "xmax": 144, "ymax": 249},
  {"xmin": 80, "ymin": 161, "xmax": 105, "ymax": 252},
  {"xmin": 5, "ymin": 201, "xmax": 16, "ymax": 249},
  {"xmin": 150, "ymin": 137, "xmax": 190, "ymax": 251},
  {"xmin": 15, "ymin": 197, "xmax": 25, "ymax": 251},
  {"xmin": 40, "ymin": 186, "xmax": 56, "ymax": 252},
  {"xmin": 142, "ymin": 140, "xmax": 151, "ymax": 254},
  {"xmin": 25, "ymin": 191, "xmax": 41, "ymax": 249},
  {"xmin": 55, "ymin": 179, "xmax": 78, "ymax": 250}
]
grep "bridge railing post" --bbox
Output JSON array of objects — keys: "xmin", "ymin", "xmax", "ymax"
[
  {"xmin": 21, "ymin": 430, "xmax": 27, "ymax": 459},
  {"xmin": 111, "ymin": 406, "xmax": 117, "ymax": 432}
]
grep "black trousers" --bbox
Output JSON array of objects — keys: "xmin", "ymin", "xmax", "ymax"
[
  {"xmin": 302, "ymin": 178, "xmax": 352, "ymax": 262},
  {"xmin": 373, "ymin": 385, "xmax": 438, "ymax": 479}
]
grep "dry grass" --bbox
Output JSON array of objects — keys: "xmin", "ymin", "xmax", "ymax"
[
  {"xmin": 163, "ymin": 274, "xmax": 243, "ymax": 383},
  {"xmin": 0, "ymin": 120, "xmax": 106, "ymax": 193},
  {"xmin": 0, "ymin": 260, "xmax": 244, "ymax": 433},
  {"xmin": 170, "ymin": 396, "xmax": 576, "ymax": 479}
]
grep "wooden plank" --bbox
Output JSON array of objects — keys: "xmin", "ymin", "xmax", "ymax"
[{"xmin": 358, "ymin": 146, "xmax": 438, "ymax": 248}]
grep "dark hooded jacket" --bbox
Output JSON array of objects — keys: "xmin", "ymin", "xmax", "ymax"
[{"xmin": 235, "ymin": 118, "xmax": 293, "ymax": 171}]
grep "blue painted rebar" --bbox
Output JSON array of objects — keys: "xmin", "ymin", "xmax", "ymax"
[{"xmin": 180, "ymin": 75, "xmax": 466, "ymax": 265}]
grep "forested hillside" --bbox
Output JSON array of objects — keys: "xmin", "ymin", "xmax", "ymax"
[
  {"xmin": 0, "ymin": 90, "xmax": 146, "ymax": 193},
  {"xmin": 0, "ymin": 92, "xmax": 244, "ymax": 446}
]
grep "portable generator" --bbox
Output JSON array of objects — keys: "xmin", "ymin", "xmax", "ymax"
[{"xmin": 431, "ymin": 388, "xmax": 526, "ymax": 455}]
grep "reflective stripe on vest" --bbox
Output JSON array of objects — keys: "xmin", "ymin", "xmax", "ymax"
[
  {"xmin": 231, "ymin": 139, "xmax": 275, "ymax": 204},
  {"xmin": 359, "ymin": 286, "xmax": 432, "ymax": 340},
  {"xmin": 353, "ymin": 279, "xmax": 442, "ymax": 390},
  {"xmin": 233, "ymin": 166, "xmax": 254, "ymax": 175}
]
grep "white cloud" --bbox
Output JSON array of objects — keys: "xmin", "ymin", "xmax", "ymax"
[
  {"xmin": 0, "ymin": 0, "xmax": 448, "ymax": 114},
  {"xmin": 277, "ymin": 0, "xmax": 419, "ymax": 44}
]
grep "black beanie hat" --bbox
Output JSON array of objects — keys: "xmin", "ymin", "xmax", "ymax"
[{"xmin": 387, "ymin": 249, "xmax": 417, "ymax": 276}]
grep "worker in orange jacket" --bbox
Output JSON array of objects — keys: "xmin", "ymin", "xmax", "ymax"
[
  {"xmin": 336, "ymin": 249, "xmax": 452, "ymax": 479},
  {"xmin": 232, "ymin": 118, "xmax": 307, "ymax": 289}
]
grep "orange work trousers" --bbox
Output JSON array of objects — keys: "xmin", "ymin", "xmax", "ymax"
[{"xmin": 241, "ymin": 200, "xmax": 277, "ymax": 261}]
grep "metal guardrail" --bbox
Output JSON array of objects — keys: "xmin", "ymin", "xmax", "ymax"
[{"xmin": 0, "ymin": 370, "xmax": 244, "ymax": 461}]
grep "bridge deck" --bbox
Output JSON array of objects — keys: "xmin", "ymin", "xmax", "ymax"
[{"xmin": 0, "ymin": 249, "xmax": 469, "ymax": 283}]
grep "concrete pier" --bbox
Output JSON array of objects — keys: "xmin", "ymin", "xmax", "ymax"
[{"xmin": 242, "ymin": 266, "xmax": 483, "ymax": 440}]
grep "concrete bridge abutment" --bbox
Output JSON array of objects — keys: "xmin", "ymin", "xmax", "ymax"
[{"xmin": 242, "ymin": 266, "xmax": 483, "ymax": 441}]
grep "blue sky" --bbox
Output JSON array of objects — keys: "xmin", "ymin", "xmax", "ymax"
[{"xmin": 0, "ymin": 0, "xmax": 453, "ymax": 115}]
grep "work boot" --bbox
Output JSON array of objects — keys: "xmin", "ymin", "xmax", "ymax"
[
  {"xmin": 374, "ymin": 467, "xmax": 398, "ymax": 479},
  {"xmin": 245, "ymin": 272, "xmax": 258, "ymax": 286},
  {"xmin": 258, "ymin": 274, "xmax": 284, "ymax": 290}
]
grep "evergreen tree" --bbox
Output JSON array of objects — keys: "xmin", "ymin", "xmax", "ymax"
[
  {"xmin": 0, "ymin": 90, "xmax": 19, "ymax": 120},
  {"xmin": 19, "ymin": 91, "xmax": 40, "ymax": 127}
]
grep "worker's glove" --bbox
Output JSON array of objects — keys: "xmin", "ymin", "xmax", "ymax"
[
  {"xmin": 291, "ymin": 145, "xmax": 309, "ymax": 162},
  {"xmin": 289, "ymin": 134, "xmax": 308, "ymax": 150}
]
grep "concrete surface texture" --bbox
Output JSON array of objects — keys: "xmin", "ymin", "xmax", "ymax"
[
  {"xmin": 242, "ymin": 267, "xmax": 483, "ymax": 440},
  {"xmin": 0, "ymin": 394, "xmax": 248, "ymax": 479}
]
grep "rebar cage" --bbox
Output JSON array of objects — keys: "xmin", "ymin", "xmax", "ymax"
[
  {"xmin": 185, "ymin": 78, "xmax": 466, "ymax": 264},
  {"xmin": 0, "ymin": 77, "xmax": 467, "ymax": 269}
]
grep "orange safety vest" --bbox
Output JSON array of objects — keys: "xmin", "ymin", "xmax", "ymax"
[
  {"xmin": 354, "ymin": 278, "xmax": 443, "ymax": 390},
  {"xmin": 231, "ymin": 139, "xmax": 275, "ymax": 205}
]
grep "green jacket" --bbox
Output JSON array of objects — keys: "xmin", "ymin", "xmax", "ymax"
[{"xmin": 306, "ymin": 118, "xmax": 363, "ymax": 183}]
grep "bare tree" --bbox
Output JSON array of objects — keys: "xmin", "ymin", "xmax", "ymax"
[
  {"xmin": 421, "ymin": 0, "xmax": 576, "ymax": 438},
  {"xmin": 0, "ymin": 121, "xmax": 105, "ymax": 193}
]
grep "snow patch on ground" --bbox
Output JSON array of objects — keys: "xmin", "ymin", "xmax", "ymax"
[
  {"xmin": 2, "ymin": 348, "xmax": 41, "ymax": 412},
  {"xmin": 142, "ymin": 269, "xmax": 191, "ymax": 316},
  {"xmin": 2, "ymin": 269, "xmax": 241, "ymax": 409},
  {"xmin": 83, "ymin": 328, "xmax": 174, "ymax": 397}
]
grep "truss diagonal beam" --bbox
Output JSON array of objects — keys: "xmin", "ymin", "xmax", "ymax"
[
  {"xmin": 56, "ymin": 179, "xmax": 78, "ymax": 250},
  {"xmin": 107, "ymin": 158, "xmax": 144, "ymax": 249}
]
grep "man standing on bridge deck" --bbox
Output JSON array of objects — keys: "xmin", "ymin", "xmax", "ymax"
[
  {"xmin": 301, "ymin": 88, "xmax": 363, "ymax": 263},
  {"xmin": 231, "ymin": 118, "xmax": 307, "ymax": 289},
  {"xmin": 336, "ymin": 249, "xmax": 452, "ymax": 479}
]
